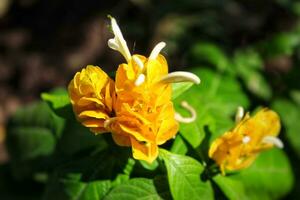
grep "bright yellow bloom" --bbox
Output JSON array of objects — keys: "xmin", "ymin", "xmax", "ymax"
[
  {"xmin": 68, "ymin": 16, "xmax": 200, "ymax": 163},
  {"xmin": 209, "ymin": 108, "xmax": 282, "ymax": 174},
  {"xmin": 108, "ymin": 54, "xmax": 179, "ymax": 163},
  {"xmin": 68, "ymin": 65, "xmax": 115, "ymax": 134}
]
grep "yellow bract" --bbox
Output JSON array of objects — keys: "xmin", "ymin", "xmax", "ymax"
[
  {"xmin": 111, "ymin": 54, "xmax": 178, "ymax": 162},
  {"xmin": 68, "ymin": 65, "xmax": 115, "ymax": 134},
  {"xmin": 208, "ymin": 108, "xmax": 281, "ymax": 174},
  {"xmin": 68, "ymin": 55, "xmax": 178, "ymax": 163}
]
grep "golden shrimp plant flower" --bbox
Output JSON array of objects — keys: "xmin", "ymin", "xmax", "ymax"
[
  {"xmin": 68, "ymin": 16, "xmax": 200, "ymax": 163},
  {"xmin": 209, "ymin": 107, "xmax": 283, "ymax": 175}
]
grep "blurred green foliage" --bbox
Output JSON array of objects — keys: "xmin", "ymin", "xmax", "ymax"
[{"xmin": 1, "ymin": 0, "xmax": 300, "ymax": 199}]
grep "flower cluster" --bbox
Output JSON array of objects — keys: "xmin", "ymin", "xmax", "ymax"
[
  {"xmin": 209, "ymin": 107, "xmax": 283, "ymax": 174},
  {"xmin": 68, "ymin": 17, "xmax": 200, "ymax": 163},
  {"xmin": 68, "ymin": 16, "xmax": 283, "ymax": 172}
]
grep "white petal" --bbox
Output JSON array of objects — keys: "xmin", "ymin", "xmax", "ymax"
[
  {"xmin": 134, "ymin": 74, "xmax": 145, "ymax": 86},
  {"xmin": 262, "ymin": 136, "xmax": 284, "ymax": 148},
  {"xmin": 160, "ymin": 71, "xmax": 200, "ymax": 84},
  {"xmin": 235, "ymin": 106, "xmax": 245, "ymax": 123},
  {"xmin": 108, "ymin": 39, "xmax": 119, "ymax": 50},
  {"xmin": 108, "ymin": 17, "xmax": 131, "ymax": 62},
  {"xmin": 175, "ymin": 101, "xmax": 197, "ymax": 123},
  {"xmin": 149, "ymin": 42, "xmax": 166, "ymax": 60},
  {"xmin": 133, "ymin": 56, "xmax": 144, "ymax": 70}
]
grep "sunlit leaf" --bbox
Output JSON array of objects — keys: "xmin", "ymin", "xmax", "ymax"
[
  {"xmin": 159, "ymin": 149, "xmax": 214, "ymax": 200},
  {"xmin": 174, "ymin": 68, "xmax": 249, "ymax": 148},
  {"xmin": 104, "ymin": 178, "xmax": 170, "ymax": 200},
  {"xmin": 172, "ymin": 82, "xmax": 193, "ymax": 100}
]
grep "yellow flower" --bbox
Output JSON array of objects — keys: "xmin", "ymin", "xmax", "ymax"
[
  {"xmin": 105, "ymin": 17, "xmax": 200, "ymax": 163},
  {"xmin": 110, "ymin": 51, "xmax": 179, "ymax": 163},
  {"xmin": 209, "ymin": 108, "xmax": 282, "ymax": 174},
  {"xmin": 68, "ymin": 65, "xmax": 115, "ymax": 134},
  {"xmin": 68, "ymin": 16, "xmax": 200, "ymax": 163}
]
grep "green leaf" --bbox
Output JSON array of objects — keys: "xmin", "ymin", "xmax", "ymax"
[
  {"xmin": 159, "ymin": 149, "xmax": 214, "ymax": 200},
  {"xmin": 139, "ymin": 160, "xmax": 159, "ymax": 171},
  {"xmin": 214, "ymin": 149, "xmax": 294, "ymax": 200},
  {"xmin": 44, "ymin": 172, "xmax": 111, "ymax": 200},
  {"xmin": 172, "ymin": 82, "xmax": 193, "ymax": 100},
  {"xmin": 191, "ymin": 43, "xmax": 229, "ymax": 72},
  {"xmin": 233, "ymin": 49, "xmax": 272, "ymax": 100},
  {"xmin": 272, "ymin": 99, "xmax": 300, "ymax": 157},
  {"xmin": 258, "ymin": 32, "xmax": 300, "ymax": 58},
  {"xmin": 6, "ymin": 102, "xmax": 63, "ymax": 161},
  {"xmin": 170, "ymin": 135, "xmax": 188, "ymax": 155},
  {"xmin": 174, "ymin": 68, "xmax": 249, "ymax": 148},
  {"xmin": 43, "ymin": 150, "xmax": 126, "ymax": 200},
  {"xmin": 41, "ymin": 88, "xmax": 70, "ymax": 110},
  {"xmin": 41, "ymin": 88, "xmax": 73, "ymax": 119},
  {"xmin": 104, "ymin": 178, "xmax": 170, "ymax": 200},
  {"xmin": 64, "ymin": 180, "xmax": 111, "ymax": 200}
]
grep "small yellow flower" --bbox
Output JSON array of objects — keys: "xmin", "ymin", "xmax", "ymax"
[
  {"xmin": 68, "ymin": 65, "xmax": 115, "ymax": 134},
  {"xmin": 209, "ymin": 108, "xmax": 282, "ymax": 175}
]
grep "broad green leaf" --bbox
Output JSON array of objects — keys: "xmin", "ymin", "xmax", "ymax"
[
  {"xmin": 272, "ymin": 99, "xmax": 300, "ymax": 157},
  {"xmin": 56, "ymin": 121, "xmax": 107, "ymax": 156},
  {"xmin": 41, "ymin": 88, "xmax": 70, "ymax": 110},
  {"xmin": 41, "ymin": 88, "xmax": 73, "ymax": 119},
  {"xmin": 172, "ymin": 82, "xmax": 193, "ymax": 100},
  {"xmin": 159, "ymin": 149, "xmax": 214, "ymax": 200},
  {"xmin": 41, "ymin": 87, "xmax": 108, "ymax": 155},
  {"xmin": 174, "ymin": 68, "xmax": 249, "ymax": 148},
  {"xmin": 191, "ymin": 43, "xmax": 229, "ymax": 72},
  {"xmin": 44, "ymin": 172, "xmax": 111, "ymax": 200},
  {"xmin": 63, "ymin": 180, "xmax": 111, "ymax": 200},
  {"xmin": 170, "ymin": 135, "xmax": 188, "ymax": 155},
  {"xmin": 214, "ymin": 149, "xmax": 294, "ymax": 200},
  {"xmin": 43, "ymin": 149, "xmax": 129, "ymax": 200},
  {"xmin": 104, "ymin": 178, "xmax": 170, "ymax": 200},
  {"xmin": 112, "ymin": 158, "xmax": 136, "ymax": 187},
  {"xmin": 6, "ymin": 102, "xmax": 63, "ymax": 161},
  {"xmin": 7, "ymin": 128, "xmax": 55, "ymax": 161}
]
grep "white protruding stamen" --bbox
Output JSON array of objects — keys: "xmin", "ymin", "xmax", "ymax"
[
  {"xmin": 108, "ymin": 16, "xmax": 131, "ymax": 62},
  {"xmin": 133, "ymin": 56, "xmax": 144, "ymax": 70},
  {"xmin": 149, "ymin": 42, "xmax": 166, "ymax": 60},
  {"xmin": 262, "ymin": 136, "xmax": 284, "ymax": 148},
  {"xmin": 235, "ymin": 106, "xmax": 245, "ymax": 123},
  {"xmin": 175, "ymin": 101, "xmax": 197, "ymax": 123},
  {"xmin": 242, "ymin": 136, "xmax": 251, "ymax": 144},
  {"xmin": 134, "ymin": 74, "xmax": 145, "ymax": 86},
  {"xmin": 160, "ymin": 71, "xmax": 201, "ymax": 84}
]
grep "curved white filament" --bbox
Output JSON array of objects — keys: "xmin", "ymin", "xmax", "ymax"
[
  {"xmin": 133, "ymin": 56, "xmax": 144, "ymax": 70},
  {"xmin": 108, "ymin": 16, "xmax": 131, "ymax": 62},
  {"xmin": 149, "ymin": 42, "xmax": 166, "ymax": 60},
  {"xmin": 160, "ymin": 71, "xmax": 201, "ymax": 84},
  {"xmin": 262, "ymin": 136, "xmax": 284, "ymax": 148},
  {"xmin": 175, "ymin": 101, "xmax": 197, "ymax": 123}
]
